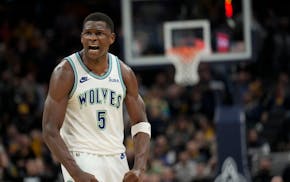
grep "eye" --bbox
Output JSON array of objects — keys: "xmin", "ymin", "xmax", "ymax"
[
  {"xmin": 84, "ymin": 32, "xmax": 92, "ymax": 36},
  {"xmin": 96, "ymin": 31, "xmax": 105, "ymax": 36}
]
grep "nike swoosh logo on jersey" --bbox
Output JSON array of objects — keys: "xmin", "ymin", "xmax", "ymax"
[{"xmin": 79, "ymin": 76, "xmax": 90, "ymax": 83}]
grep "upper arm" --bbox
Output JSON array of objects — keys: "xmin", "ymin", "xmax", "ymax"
[
  {"xmin": 121, "ymin": 61, "xmax": 148, "ymax": 126},
  {"xmin": 42, "ymin": 60, "xmax": 74, "ymax": 132}
]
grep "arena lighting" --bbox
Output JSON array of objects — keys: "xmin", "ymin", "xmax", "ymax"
[{"xmin": 225, "ymin": 0, "xmax": 233, "ymax": 18}]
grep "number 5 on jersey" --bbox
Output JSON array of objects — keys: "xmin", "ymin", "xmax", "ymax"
[{"xmin": 96, "ymin": 110, "xmax": 106, "ymax": 129}]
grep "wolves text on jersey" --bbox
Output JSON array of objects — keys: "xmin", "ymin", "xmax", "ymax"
[{"xmin": 78, "ymin": 88, "xmax": 122, "ymax": 109}]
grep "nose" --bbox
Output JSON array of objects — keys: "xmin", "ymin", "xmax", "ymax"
[{"xmin": 89, "ymin": 33, "xmax": 98, "ymax": 41}]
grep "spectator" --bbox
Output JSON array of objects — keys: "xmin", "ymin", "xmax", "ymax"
[
  {"xmin": 166, "ymin": 115, "xmax": 195, "ymax": 152},
  {"xmin": 247, "ymin": 127, "xmax": 271, "ymax": 174},
  {"xmin": 253, "ymin": 155, "xmax": 273, "ymax": 182},
  {"xmin": 282, "ymin": 163, "xmax": 290, "ymax": 182},
  {"xmin": 271, "ymin": 176, "xmax": 284, "ymax": 182},
  {"xmin": 174, "ymin": 151, "xmax": 196, "ymax": 182}
]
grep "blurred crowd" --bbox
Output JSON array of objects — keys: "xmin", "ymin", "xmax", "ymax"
[{"xmin": 0, "ymin": 0, "xmax": 290, "ymax": 182}]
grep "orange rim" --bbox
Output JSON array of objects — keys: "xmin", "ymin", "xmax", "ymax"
[{"xmin": 167, "ymin": 39, "xmax": 205, "ymax": 63}]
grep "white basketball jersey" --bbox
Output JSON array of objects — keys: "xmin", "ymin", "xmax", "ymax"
[{"xmin": 60, "ymin": 52, "xmax": 126, "ymax": 155}]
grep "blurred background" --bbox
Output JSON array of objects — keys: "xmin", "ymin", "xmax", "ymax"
[{"xmin": 0, "ymin": 0, "xmax": 289, "ymax": 182}]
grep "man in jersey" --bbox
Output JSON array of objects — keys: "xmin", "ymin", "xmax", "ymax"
[{"xmin": 42, "ymin": 12, "xmax": 151, "ymax": 182}]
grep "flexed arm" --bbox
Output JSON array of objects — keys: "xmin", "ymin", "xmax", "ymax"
[
  {"xmin": 42, "ymin": 60, "xmax": 98, "ymax": 182},
  {"xmin": 121, "ymin": 61, "xmax": 151, "ymax": 182}
]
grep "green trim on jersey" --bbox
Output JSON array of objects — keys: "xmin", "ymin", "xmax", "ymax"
[
  {"xmin": 115, "ymin": 56, "xmax": 126, "ymax": 97},
  {"xmin": 66, "ymin": 57, "xmax": 78, "ymax": 98},
  {"xmin": 76, "ymin": 52, "xmax": 112, "ymax": 80}
]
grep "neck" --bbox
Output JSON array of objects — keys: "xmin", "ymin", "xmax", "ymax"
[{"xmin": 80, "ymin": 51, "xmax": 109, "ymax": 76}]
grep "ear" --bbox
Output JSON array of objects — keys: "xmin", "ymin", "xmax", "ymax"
[
  {"xmin": 81, "ymin": 33, "xmax": 84, "ymax": 44},
  {"xmin": 109, "ymin": 33, "xmax": 116, "ymax": 45}
]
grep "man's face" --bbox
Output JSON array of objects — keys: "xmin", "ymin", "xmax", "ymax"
[{"xmin": 81, "ymin": 21, "xmax": 115, "ymax": 60}]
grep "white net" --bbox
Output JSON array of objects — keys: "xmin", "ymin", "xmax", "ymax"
[
  {"xmin": 166, "ymin": 46, "xmax": 208, "ymax": 86},
  {"xmin": 169, "ymin": 53, "xmax": 201, "ymax": 86}
]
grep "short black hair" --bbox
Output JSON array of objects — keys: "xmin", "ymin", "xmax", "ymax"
[{"xmin": 83, "ymin": 12, "xmax": 114, "ymax": 32}]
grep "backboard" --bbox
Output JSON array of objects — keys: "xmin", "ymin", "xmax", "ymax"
[{"xmin": 122, "ymin": 0, "xmax": 252, "ymax": 66}]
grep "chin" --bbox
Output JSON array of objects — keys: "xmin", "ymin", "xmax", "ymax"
[{"xmin": 87, "ymin": 52, "xmax": 101, "ymax": 59}]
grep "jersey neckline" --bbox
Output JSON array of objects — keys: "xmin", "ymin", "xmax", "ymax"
[{"xmin": 76, "ymin": 52, "xmax": 112, "ymax": 80}]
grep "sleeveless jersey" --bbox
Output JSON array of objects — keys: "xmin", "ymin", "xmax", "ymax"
[{"xmin": 60, "ymin": 52, "xmax": 126, "ymax": 155}]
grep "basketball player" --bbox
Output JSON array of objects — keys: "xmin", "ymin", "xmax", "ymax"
[{"xmin": 42, "ymin": 12, "xmax": 151, "ymax": 182}]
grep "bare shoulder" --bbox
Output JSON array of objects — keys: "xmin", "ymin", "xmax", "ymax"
[
  {"xmin": 119, "ymin": 60, "xmax": 137, "ymax": 83},
  {"xmin": 119, "ymin": 60, "xmax": 138, "ymax": 93},
  {"xmin": 48, "ymin": 59, "xmax": 74, "ymax": 99},
  {"xmin": 52, "ymin": 59, "xmax": 73, "ymax": 77}
]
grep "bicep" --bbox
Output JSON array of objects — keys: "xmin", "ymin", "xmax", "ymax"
[
  {"xmin": 43, "ymin": 95, "xmax": 68, "ymax": 130},
  {"xmin": 122, "ymin": 63, "xmax": 147, "ymax": 125},
  {"xmin": 42, "ymin": 61, "xmax": 74, "ymax": 130}
]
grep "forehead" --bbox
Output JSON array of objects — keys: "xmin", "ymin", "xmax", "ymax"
[{"xmin": 83, "ymin": 21, "xmax": 109, "ymax": 31}]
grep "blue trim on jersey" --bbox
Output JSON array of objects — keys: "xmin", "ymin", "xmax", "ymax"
[
  {"xmin": 115, "ymin": 56, "xmax": 126, "ymax": 97},
  {"xmin": 66, "ymin": 57, "xmax": 78, "ymax": 98},
  {"xmin": 76, "ymin": 52, "xmax": 112, "ymax": 80}
]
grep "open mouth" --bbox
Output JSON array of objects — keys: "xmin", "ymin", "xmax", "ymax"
[{"xmin": 88, "ymin": 45, "xmax": 100, "ymax": 50}]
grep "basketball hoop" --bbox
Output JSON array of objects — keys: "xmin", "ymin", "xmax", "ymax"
[{"xmin": 166, "ymin": 39, "xmax": 208, "ymax": 86}]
